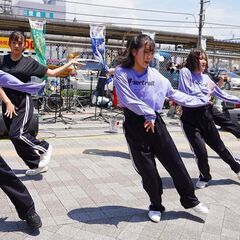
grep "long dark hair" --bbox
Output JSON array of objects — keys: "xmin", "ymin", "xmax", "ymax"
[
  {"xmin": 9, "ymin": 31, "xmax": 26, "ymax": 43},
  {"xmin": 118, "ymin": 34, "xmax": 155, "ymax": 68},
  {"xmin": 185, "ymin": 48, "xmax": 208, "ymax": 72}
]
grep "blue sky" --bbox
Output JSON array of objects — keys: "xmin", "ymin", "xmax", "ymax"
[
  {"xmin": 66, "ymin": 0, "xmax": 240, "ymax": 40},
  {"xmin": 12, "ymin": 0, "xmax": 240, "ymax": 40}
]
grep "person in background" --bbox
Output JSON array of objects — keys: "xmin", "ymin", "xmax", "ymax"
[
  {"xmin": 0, "ymin": 76, "xmax": 46, "ymax": 229},
  {"xmin": 165, "ymin": 63, "xmax": 181, "ymax": 118},
  {"xmin": 114, "ymin": 34, "xmax": 210, "ymax": 223},
  {"xmin": 178, "ymin": 49, "xmax": 240, "ymax": 189},
  {"xmin": 207, "ymin": 72, "xmax": 240, "ymax": 139},
  {"xmin": 211, "ymin": 104, "xmax": 240, "ymax": 139},
  {"xmin": 0, "ymin": 31, "xmax": 83, "ymax": 176}
]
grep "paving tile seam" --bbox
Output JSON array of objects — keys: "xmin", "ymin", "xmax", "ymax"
[
  {"xmin": 0, "ymin": 126, "xmax": 235, "ymax": 141},
  {"xmin": 1, "ymin": 143, "xmax": 238, "ymax": 157}
]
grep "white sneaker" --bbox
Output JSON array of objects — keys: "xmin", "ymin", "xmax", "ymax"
[
  {"xmin": 39, "ymin": 145, "xmax": 53, "ymax": 168},
  {"xmin": 25, "ymin": 166, "xmax": 48, "ymax": 176},
  {"xmin": 192, "ymin": 203, "xmax": 209, "ymax": 214},
  {"xmin": 237, "ymin": 171, "xmax": 240, "ymax": 180},
  {"xmin": 196, "ymin": 179, "xmax": 208, "ymax": 189},
  {"xmin": 148, "ymin": 210, "xmax": 161, "ymax": 223}
]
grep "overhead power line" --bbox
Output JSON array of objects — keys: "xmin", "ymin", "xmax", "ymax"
[
  {"xmin": 62, "ymin": 1, "xmax": 240, "ymax": 30},
  {"xmin": 11, "ymin": 5, "xmax": 240, "ymax": 30},
  {"xmin": 62, "ymin": 0, "xmax": 198, "ymax": 18},
  {"xmin": 13, "ymin": 6, "xmax": 197, "ymax": 25},
  {"xmin": 7, "ymin": 12, "xmax": 240, "ymax": 31}
]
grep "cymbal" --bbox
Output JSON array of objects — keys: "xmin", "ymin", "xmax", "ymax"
[{"xmin": 67, "ymin": 51, "xmax": 80, "ymax": 59}]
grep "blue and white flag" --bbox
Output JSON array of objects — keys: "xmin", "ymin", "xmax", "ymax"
[{"xmin": 90, "ymin": 24, "xmax": 108, "ymax": 73}]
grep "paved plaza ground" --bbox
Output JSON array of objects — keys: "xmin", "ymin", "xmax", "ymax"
[{"xmin": 0, "ymin": 107, "xmax": 239, "ymax": 240}]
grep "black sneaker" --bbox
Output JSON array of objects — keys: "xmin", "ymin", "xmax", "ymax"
[{"xmin": 26, "ymin": 212, "xmax": 42, "ymax": 229}]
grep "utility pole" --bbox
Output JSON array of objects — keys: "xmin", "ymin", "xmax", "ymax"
[{"xmin": 197, "ymin": 0, "xmax": 209, "ymax": 48}]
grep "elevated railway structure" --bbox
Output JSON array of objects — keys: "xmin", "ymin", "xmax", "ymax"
[
  {"xmin": 1, "ymin": 14, "xmax": 240, "ymax": 53},
  {"xmin": 1, "ymin": 14, "xmax": 240, "ymax": 70}
]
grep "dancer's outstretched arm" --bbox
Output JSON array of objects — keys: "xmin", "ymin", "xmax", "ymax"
[{"xmin": 0, "ymin": 70, "xmax": 45, "ymax": 94}]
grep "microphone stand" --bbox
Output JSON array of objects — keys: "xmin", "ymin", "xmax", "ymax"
[{"xmin": 81, "ymin": 70, "xmax": 109, "ymax": 122}]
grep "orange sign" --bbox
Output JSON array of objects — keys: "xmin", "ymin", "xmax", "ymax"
[{"xmin": 0, "ymin": 37, "xmax": 35, "ymax": 52}]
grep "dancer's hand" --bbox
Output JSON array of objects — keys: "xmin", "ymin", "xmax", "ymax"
[
  {"xmin": 144, "ymin": 120, "xmax": 155, "ymax": 133},
  {"xmin": 69, "ymin": 55, "xmax": 86, "ymax": 69},
  {"xmin": 5, "ymin": 101, "xmax": 17, "ymax": 119},
  {"xmin": 207, "ymin": 82, "xmax": 216, "ymax": 97}
]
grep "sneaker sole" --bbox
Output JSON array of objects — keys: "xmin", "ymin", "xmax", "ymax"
[
  {"xmin": 196, "ymin": 184, "xmax": 208, "ymax": 189},
  {"xmin": 39, "ymin": 146, "xmax": 53, "ymax": 168},
  {"xmin": 196, "ymin": 181, "xmax": 208, "ymax": 189},
  {"xmin": 25, "ymin": 166, "xmax": 48, "ymax": 176}
]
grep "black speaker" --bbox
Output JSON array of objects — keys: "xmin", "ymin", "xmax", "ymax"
[
  {"xmin": 228, "ymin": 109, "xmax": 240, "ymax": 128},
  {"xmin": 0, "ymin": 113, "xmax": 39, "ymax": 138}
]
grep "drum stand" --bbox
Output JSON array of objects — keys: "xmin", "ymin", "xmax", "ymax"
[
  {"xmin": 63, "ymin": 76, "xmax": 85, "ymax": 114},
  {"xmin": 64, "ymin": 76, "xmax": 74, "ymax": 113},
  {"xmin": 71, "ymin": 95, "xmax": 86, "ymax": 113},
  {"xmin": 81, "ymin": 73, "xmax": 108, "ymax": 122},
  {"xmin": 43, "ymin": 77, "xmax": 73, "ymax": 124}
]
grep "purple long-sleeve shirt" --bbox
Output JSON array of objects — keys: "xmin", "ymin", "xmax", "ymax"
[
  {"xmin": 178, "ymin": 67, "xmax": 240, "ymax": 104},
  {"xmin": 114, "ymin": 66, "xmax": 209, "ymax": 122},
  {"xmin": 0, "ymin": 70, "xmax": 45, "ymax": 94}
]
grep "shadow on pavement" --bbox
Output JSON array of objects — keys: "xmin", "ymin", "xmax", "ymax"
[
  {"xmin": 68, "ymin": 205, "xmax": 206, "ymax": 225},
  {"xmin": 207, "ymin": 178, "xmax": 240, "ymax": 186},
  {"xmin": 161, "ymin": 211, "xmax": 205, "ymax": 223},
  {"xmin": 13, "ymin": 169, "xmax": 43, "ymax": 182},
  {"xmin": 12, "ymin": 169, "xmax": 27, "ymax": 175},
  {"xmin": 179, "ymin": 152, "xmax": 195, "ymax": 158},
  {"xmin": 158, "ymin": 177, "xmax": 239, "ymax": 189},
  {"xmin": 0, "ymin": 217, "xmax": 40, "ymax": 235},
  {"xmin": 179, "ymin": 152, "xmax": 227, "ymax": 160},
  {"xmin": 68, "ymin": 205, "xmax": 147, "ymax": 226},
  {"xmin": 83, "ymin": 149, "xmax": 130, "ymax": 159}
]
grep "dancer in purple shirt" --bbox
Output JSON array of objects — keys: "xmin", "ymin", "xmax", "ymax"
[
  {"xmin": 114, "ymin": 34, "xmax": 209, "ymax": 223},
  {"xmin": 178, "ymin": 49, "xmax": 240, "ymax": 189}
]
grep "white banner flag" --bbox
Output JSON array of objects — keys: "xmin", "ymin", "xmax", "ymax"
[
  {"xmin": 201, "ymin": 38, "xmax": 207, "ymax": 51},
  {"xmin": 90, "ymin": 24, "xmax": 106, "ymax": 65}
]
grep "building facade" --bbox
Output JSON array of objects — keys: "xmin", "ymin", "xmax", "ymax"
[{"xmin": 12, "ymin": 0, "xmax": 66, "ymax": 20}]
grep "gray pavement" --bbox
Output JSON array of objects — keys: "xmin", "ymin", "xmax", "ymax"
[{"xmin": 0, "ymin": 107, "xmax": 239, "ymax": 240}]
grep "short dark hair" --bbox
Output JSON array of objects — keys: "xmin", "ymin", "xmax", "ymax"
[
  {"xmin": 118, "ymin": 34, "xmax": 155, "ymax": 68},
  {"xmin": 185, "ymin": 49, "xmax": 208, "ymax": 72},
  {"xmin": 9, "ymin": 31, "xmax": 26, "ymax": 43}
]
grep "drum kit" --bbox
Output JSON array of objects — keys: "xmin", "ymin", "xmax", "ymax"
[
  {"xmin": 42, "ymin": 63, "xmax": 76, "ymax": 123},
  {"xmin": 37, "ymin": 52, "xmax": 121, "ymax": 123}
]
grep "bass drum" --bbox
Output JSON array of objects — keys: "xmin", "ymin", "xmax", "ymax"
[{"xmin": 47, "ymin": 94, "xmax": 63, "ymax": 111}]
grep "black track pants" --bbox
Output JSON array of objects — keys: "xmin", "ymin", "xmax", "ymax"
[
  {"xmin": 0, "ymin": 155, "xmax": 35, "ymax": 219},
  {"xmin": 3, "ymin": 95, "xmax": 49, "ymax": 169},
  {"xmin": 123, "ymin": 109, "xmax": 200, "ymax": 210},
  {"xmin": 181, "ymin": 105, "xmax": 240, "ymax": 182},
  {"xmin": 211, "ymin": 106, "xmax": 240, "ymax": 139}
]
